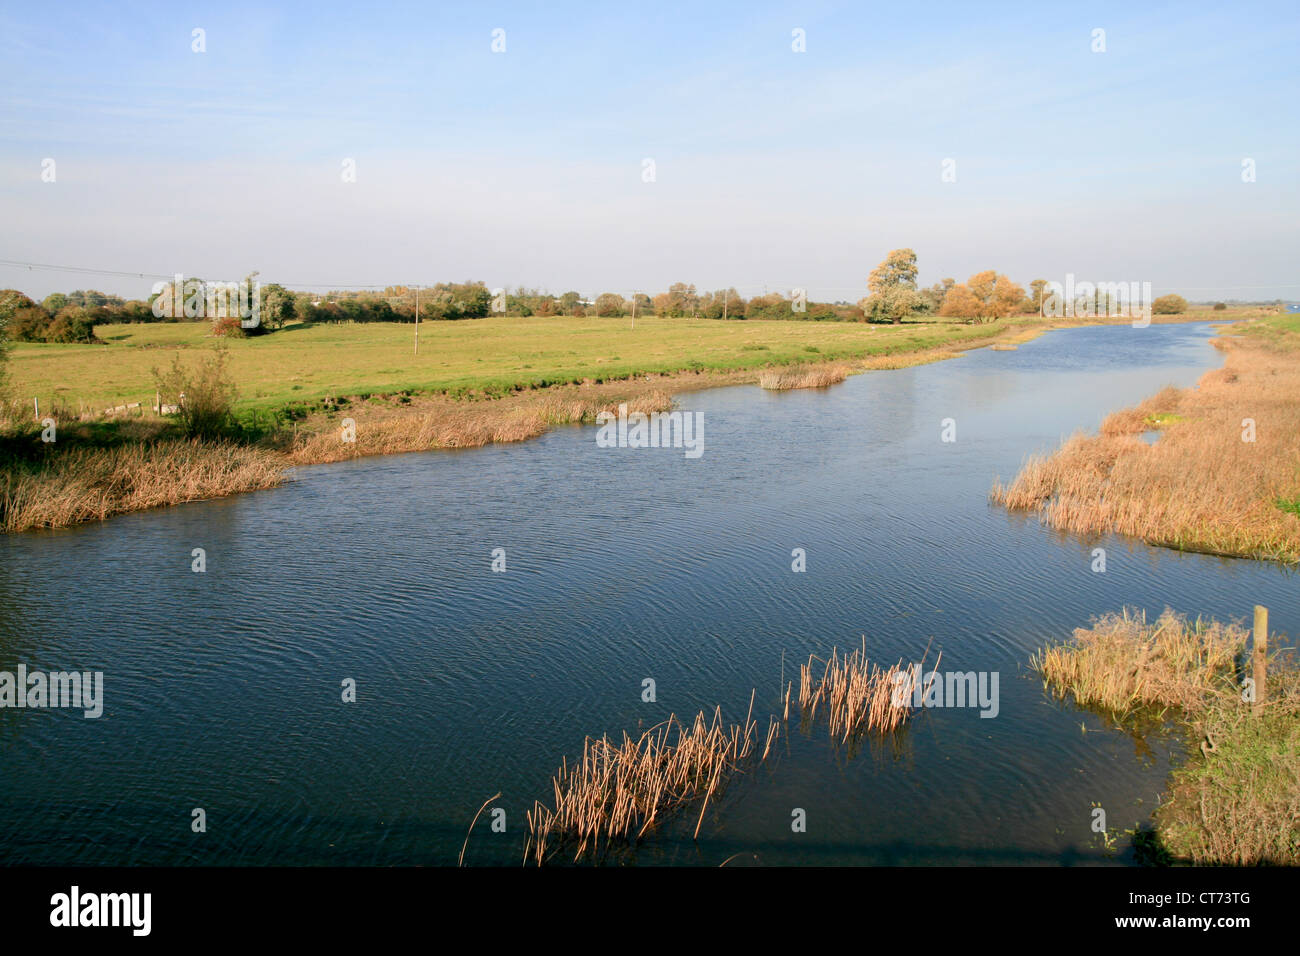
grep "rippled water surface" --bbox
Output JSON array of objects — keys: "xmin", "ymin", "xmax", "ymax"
[{"xmin": 1, "ymin": 321, "xmax": 1295, "ymax": 865}]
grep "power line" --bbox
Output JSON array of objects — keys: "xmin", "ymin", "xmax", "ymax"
[
  {"xmin": 1, "ymin": 257, "xmax": 1297, "ymax": 295},
  {"xmin": 0, "ymin": 258, "xmax": 402, "ymax": 290},
  {"xmin": 0, "ymin": 258, "xmax": 172, "ymax": 281}
]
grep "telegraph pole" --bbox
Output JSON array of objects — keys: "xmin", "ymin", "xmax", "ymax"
[{"xmin": 414, "ymin": 284, "xmax": 420, "ymax": 354}]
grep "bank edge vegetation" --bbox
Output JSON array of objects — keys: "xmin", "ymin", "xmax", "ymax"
[
  {"xmin": 992, "ymin": 313, "xmax": 1300, "ymax": 564},
  {"xmin": 1035, "ymin": 609, "xmax": 1299, "ymax": 865}
]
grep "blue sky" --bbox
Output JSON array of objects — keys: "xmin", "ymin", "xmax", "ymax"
[{"xmin": 2, "ymin": 0, "xmax": 1297, "ymax": 301}]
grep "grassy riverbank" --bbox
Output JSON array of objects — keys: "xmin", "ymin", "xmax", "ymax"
[
  {"xmin": 7, "ymin": 313, "xmax": 1012, "ymax": 415},
  {"xmin": 992, "ymin": 312, "xmax": 1300, "ymax": 563},
  {"xmin": 0, "ymin": 308, "xmax": 1267, "ymax": 533},
  {"xmin": 1036, "ymin": 609, "xmax": 1299, "ymax": 865},
  {"xmin": 6, "ymin": 309, "xmax": 1260, "ymax": 416}
]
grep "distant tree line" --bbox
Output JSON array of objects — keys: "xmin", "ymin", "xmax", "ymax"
[
  {"xmin": 857, "ymin": 248, "xmax": 1194, "ymax": 323},
  {"xmin": 309, "ymin": 282, "xmax": 858, "ymax": 322},
  {"xmin": 0, "ymin": 289, "xmax": 111, "ymax": 343},
  {"xmin": 0, "ymin": 256, "xmax": 1198, "ymax": 348}
]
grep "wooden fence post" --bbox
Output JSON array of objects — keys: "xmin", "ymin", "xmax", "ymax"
[{"xmin": 1253, "ymin": 605, "xmax": 1268, "ymax": 717}]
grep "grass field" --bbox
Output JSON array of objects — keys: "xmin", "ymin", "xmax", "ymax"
[
  {"xmin": 24, "ymin": 312, "xmax": 1263, "ymax": 416},
  {"xmin": 11, "ymin": 309, "xmax": 1264, "ymax": 418}
]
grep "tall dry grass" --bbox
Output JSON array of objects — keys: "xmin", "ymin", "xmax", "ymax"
[
  {"xmin": 0, "ymin": 440, "xmax": 284, "ymax": 532},
  {"xmin": 758, "ymin": 364, "xmax": 850, "ymax": 390},
  {"xmin": 798, "ymin": 642, "xmax": 935, "ymax": 740},
  {"xmin": 289, "ymin": 389, "xmax": 674, "ymax": 464},
  {"xmin": 991, "ymin": 333, "xmax": 1300, "ymax": 562},
  {"xmin": 524, "ymin": 701, "xmax": 778, "ymax": 865},
  {"xmin": 860, "ymin": 349, "xmax": 960, "ymax": 370},
  {"xmin": 1033, "ymin": 608, "xmax": 1246, "ymax": 716}
]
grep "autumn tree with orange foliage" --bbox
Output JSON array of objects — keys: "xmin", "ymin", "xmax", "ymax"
[{"xmin": 939, "ymin": 270, "xmax": 1026, "ymax": 323}]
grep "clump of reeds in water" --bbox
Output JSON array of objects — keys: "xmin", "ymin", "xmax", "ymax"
[
  {"xmin": 524, "ymin": 699, "xmax": 779, "ymax": 866},
  {"xmin": 1032, "ymin": 608, "xmax": 1246, "ymax": 716},
  {"xmin": 758, "ymin": 364, "xmax": 849, "ymax": 390},
  {"xmin": 798, "ymin": 641, "xmax": 936, "ymax": 741}
]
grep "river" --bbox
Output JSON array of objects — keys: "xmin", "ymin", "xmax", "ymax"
[{"xmin": 1, "ymin": 320, "xmax": 1294, "ymax": 865}]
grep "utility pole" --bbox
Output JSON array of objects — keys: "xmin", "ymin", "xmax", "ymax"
[
  {"xmin": 414, "ymin": 284, "xmax": 420, "ymax": 355},
  {"xmin": 631, "ymin": 291, "xmax": 637, "ymax": 331},
  {"xmin": 722, "ymin": 288, "xmax": 729, "ymax": 321}
]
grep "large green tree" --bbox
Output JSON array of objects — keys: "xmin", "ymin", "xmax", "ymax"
[
  {"xmin": 653, "ymin": 282, "xmax": 700, "ymax": 318},
  {"xmin": 257, "ymin": 282, "xmax": 296, "ymax": 331},
  {"xmin": 594, "ymin": 293, "xmax": 625, "ymax": 317},
  {"xmin": 861, "ymin": 248, "xmax": 924, "ymax": 323}
]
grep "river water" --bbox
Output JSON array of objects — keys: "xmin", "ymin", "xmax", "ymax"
[{"xmin": 1, "ymin": 320, "xmax": 1294, "ymax": 865}]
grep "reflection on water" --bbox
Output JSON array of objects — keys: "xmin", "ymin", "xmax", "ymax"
[{"xmin": 0, "ymin": 321, "xmax": 1294, "ymax": 866}]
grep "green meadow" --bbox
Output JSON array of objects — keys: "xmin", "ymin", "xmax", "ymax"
[
  {"xmin": 7, "ymin": 314, "xmax": 1010, "ymax": 414},
  {"xmin": 7, "ymin": 309, "xmax": 1258, "ymax": 416}
]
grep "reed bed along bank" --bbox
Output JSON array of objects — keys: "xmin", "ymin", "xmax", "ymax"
[
  {"xmin": 798, "ymin": 642, "xmax": 935, "ymax": 740},
  {"xmin": 289, "ymin": 388, "xmax": 674, "ymax": 464},
  {"xmin": 524, "ymin": 702, "xmax": 779, "ymax": 865},
  {"xmin": 1036, "ymin": 609, "xmax": 1299, "ymax": 865},
  {"xmin": 0, "ymin": 353, "xmax": 857, "ymax": 532},
  {"xmin": 991, "ymin": 323, "xmax": 1300, "ymax": 563},
  {"xmin": 0, "ymin": 438, "xmax": 284, "ymax": 533},
  {"xmin": 758, "ymin": 364, "xmax": 850, "ymax": 390},
  {"xmin": 0, "ymin": 380, "xmax": 679, "ymax": 532}
]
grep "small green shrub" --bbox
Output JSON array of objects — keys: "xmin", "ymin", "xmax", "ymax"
[
  {"xmin": 153, "ymin": 347, "xmax": 239, "ymax": 440},
  {"xmin": 1152, "ymin": 294, "xmax": 1189, "ymax": 315}
]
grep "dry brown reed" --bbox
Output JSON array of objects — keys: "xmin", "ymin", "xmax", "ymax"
[
  {"xmin": 1, "ymin": 439, "xmax": 284, "ymax": 533},
  {"xmin": 523, "ymin": 701, "xmax": 777, "ymax": 865},
  {"xmin": 758, "ymin": 364, "xmax": 850, "ymax": 390},
  {"xmin": 991, "ymin": 332, "xmax": 1300, "ymax": 563},
  {"xmin": 798, "ymin": 641, "xmax": 935, "ymax": 740},
  {"xmin": 288, "ymin": 389, "xmax": 674, "ymax": 464},
  {"xmin": 858, "ymin": 350, "xmax": 960, "ymax": 370},
  {"xmin": 458, "ymin": 791, "xmax": 502, "ymax": 867},
  {"xmin": 1032, "ymin": 608, "xmax": 1246, "ymax": 716}
]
